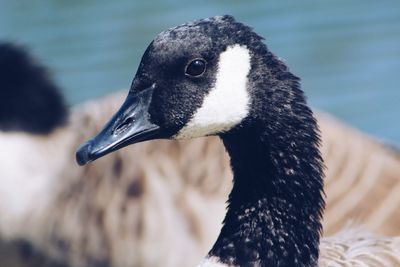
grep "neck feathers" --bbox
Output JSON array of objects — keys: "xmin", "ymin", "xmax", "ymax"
[{"xmin": 209, "ymin": 59, "xmax": 325, "ymax": 266}]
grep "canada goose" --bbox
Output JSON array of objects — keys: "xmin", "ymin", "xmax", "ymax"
[
  {"xmin": 1, "ymin": 40, "xmax": 399, "ymax": 266},
  {"xmin": 0, "ymin": 42, "xmax": 68, "ymax": 266},
  {"xmin": 0, "ymin": 42, "xmax": 69, "ymax": 240},
  {"xmin": 0, "ymin": 42, "xmax": 72, "ymax": 267},
  {"xmin": 76, "ymin": 16, "xmax": 400, "ymax": 266}
]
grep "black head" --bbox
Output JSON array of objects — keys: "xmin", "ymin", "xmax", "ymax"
[
  {"xmin": 76, "ymin": 15, "xmax": 299, "ymax": 165},
  {"xmin": 0, "ymin": 42, "xmax": 67, "ymax": 134}
]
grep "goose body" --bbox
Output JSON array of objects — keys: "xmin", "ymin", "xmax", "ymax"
[{"xmin": 76, "ymin": 16, "xmax": 400, "ymax": 267}]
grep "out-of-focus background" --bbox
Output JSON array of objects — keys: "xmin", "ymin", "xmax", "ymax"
[
  {"xmin": 1, "ymin": 1, "xmax": 400, "ymax": 267},
  {"xmin": 1, "ymin": 0, "xmax": 399, "ymax": 145}
]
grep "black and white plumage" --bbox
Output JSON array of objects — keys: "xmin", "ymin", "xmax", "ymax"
[
  {"xmin": 0, "ymin": 42, "xmax": 69, "ymax": 240},
  {"xmin": 0, "ymin": 36, "xmax": 399, "ymax": 267},
  {"xmin": 75, "ymin": 15, "xmax": 323, "ymax": 267},
  {"xmin": 0, "ymin": 42, "xmax": 71, "ymax": 267}
]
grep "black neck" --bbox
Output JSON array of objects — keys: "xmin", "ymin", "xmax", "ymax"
[{"xmin": 209, "ymin": 100, "xmax": 324, "ymax": 266}]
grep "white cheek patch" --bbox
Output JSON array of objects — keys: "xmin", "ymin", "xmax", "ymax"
[{"xmin": 175, "ymin": 45, "xmax": 251, "ymax": 139}]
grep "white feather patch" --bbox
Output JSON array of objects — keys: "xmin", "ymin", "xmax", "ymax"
[
  {"xmin": 197, "ymin": 257, "xmax": 230, "ymax": 267},
  {"xmin": 176, "ymin": 45, "xmax": 251, "ymax": 139},
  {"xmin": 0, "ymin": 130, "xmax": 72, "ymax": 238}
]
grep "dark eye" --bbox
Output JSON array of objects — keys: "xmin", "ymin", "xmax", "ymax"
[{"xmin": 185, "ymin": 59, "xmax": 206, "ymax": 77}]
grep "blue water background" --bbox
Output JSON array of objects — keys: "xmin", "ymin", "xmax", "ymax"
[{"xmin": 1, "ymin": 0, "xmax": 399, "ymax": 145}]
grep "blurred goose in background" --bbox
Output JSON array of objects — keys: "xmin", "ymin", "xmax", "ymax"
[
  {"xmin": 0, "ymin": 21, "xmax": 399, "ymax": 267},
  {"xmin": 76, "ymin": 16, "xmax": 400, "ymax": 266},
  {"xmin": 0, "ymin": 42, "xmax": 72, "ymax": 267},
  {"xmin": 0, "ymin": 42, "xmax": 70, "ymax": 241}
]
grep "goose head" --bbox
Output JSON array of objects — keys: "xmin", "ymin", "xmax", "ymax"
[
  {"xmin": 77, "ymin": 15, "xmax": 296, "ymax": 164},
  {"xmin": 76, "ymin": 16, "xmax": 324, "ymax": 267}
]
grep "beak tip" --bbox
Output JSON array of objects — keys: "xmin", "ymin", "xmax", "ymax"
[{"xmin": 76, "ymin": 142, "xmax": 92, "ymax": 166}]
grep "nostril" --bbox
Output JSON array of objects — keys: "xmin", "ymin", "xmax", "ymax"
[{"xmin": 115, "ymin": 117, "xmax": 133, "ymax": 133}]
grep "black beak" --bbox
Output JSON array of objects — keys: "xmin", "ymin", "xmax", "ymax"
[{"xmin": 76, "ymin": 86, "xmax": 160, "ymax": 165}]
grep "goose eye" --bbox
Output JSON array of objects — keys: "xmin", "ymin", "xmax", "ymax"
[{"xmin": 185, "ymin": 59, "xmax": 206, "ymax": 77}]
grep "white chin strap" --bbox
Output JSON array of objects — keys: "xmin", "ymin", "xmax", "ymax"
[{"xmin": 175, "ymin": 45, "xmax": 251, "ymax": 139}]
